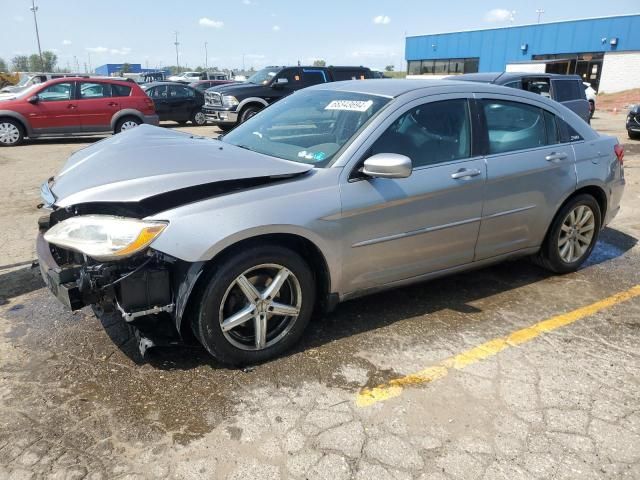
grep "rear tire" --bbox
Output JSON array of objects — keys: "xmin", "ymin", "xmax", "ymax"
[
  {"xmin": 115, "ymin": 116, "xmax": 141, "ymax": 134},
  {"xmin": 0, "ymin": 118, "xmax": 24, "ymax": 147},
  {"xmin": 629, "ymin": 130, "xmax": 640, "ymax": 140},
  {"xmin": 193, "ymin": 245, "xmax": 315, "ymax": 366},
  {"xmin": 535, "ymin": 194, "xmax": 601, "ymax": 274},
  {"xmin": 191, "ymin": 110, "xmax": 207, "ymax": 126}
]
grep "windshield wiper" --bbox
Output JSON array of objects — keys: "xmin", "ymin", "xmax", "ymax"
[{"xmin": 235, "ymin": 144, "xmax": 255, "ymax": 152}]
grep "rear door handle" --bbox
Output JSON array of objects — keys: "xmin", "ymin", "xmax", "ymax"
[
  {"xmin": 67, "ymin": 104, "xmax": 77, "ymax": 109},
  {"xmin": 451, "ymin": 168, "xmax": 481, "ymax": 179},
  {"xmin": 545, "ymin": 152, "xmax": 568, "ymax": 162},
  {"xmin": 108, "ymin": 102, "xmax": 118, "ymax": 107}
]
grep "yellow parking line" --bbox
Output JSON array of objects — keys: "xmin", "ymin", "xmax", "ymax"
[{"xmin": 356, "ymin": 284, "xmax": 640, "ymax": 407}]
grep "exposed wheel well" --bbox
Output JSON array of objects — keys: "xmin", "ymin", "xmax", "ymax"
[
  {"xmin": 571, "ymin": 185, "xmax": 607, "ymax": 220},
  {"xmin": 180, "ymin": 233, "xmax": 331, "ymax": 338},
  {"xmin": 239, "ymin": 103, "xmax": 264, "ymax": 118}
]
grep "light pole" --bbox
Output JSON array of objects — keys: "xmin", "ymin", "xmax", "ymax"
[
  {"xmin": 173, "ymin": 31, "xmax": 180, "ymax": 71},
  {"xmin": 204, "ymin": 42, "xmax": 208, "ymax": 70},
  {"xmin": 536, "ymin": 9, "xmax": 545, "ymax": 23},
  {"xmin": 87, "ymin": 52, "xmax": 92, "ymax": 73},
  {"xmin": 30, "ymin": 0, "xmax": 43, "ymax": 69}
]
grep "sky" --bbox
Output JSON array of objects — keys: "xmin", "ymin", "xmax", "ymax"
[{"xmin": 1, "ymin": 0, "xmax": 639, "ymax": 72}]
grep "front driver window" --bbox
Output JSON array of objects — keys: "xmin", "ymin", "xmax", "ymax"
[
  {"xmin": 370, "ymin": 99, "xmax": 472, "ymax": 168},
  {"xmin": 38, "ymin": 82, "xmax": 73, "ymax": 102}
]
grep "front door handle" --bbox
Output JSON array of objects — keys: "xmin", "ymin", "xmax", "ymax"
[
  {"xmin": 545, "ymin": 152, "xmax": 568, "ymax": 162},
  {"xmin": 108, "ymin": 102, "xmax": 118, "ymax": 107},
  {"xmin": 451, "ymin": 168, "xmax": 481, "ymax": 179},
  {"xmin": 67, "ymin": 104, "xmax": 77, "ymax": 109}
]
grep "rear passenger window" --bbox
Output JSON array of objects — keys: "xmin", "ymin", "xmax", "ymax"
[
  {"xmin": 370, "ymin": 99, "xmax": 471, "ymax": 168},
  {"xmin": 543, "ymin": 110, "xmax": 560, "ymax": 144},
  {"xmin": 482, "ymin": 100, "xmax": 546, "ymax": 154},
  {"xmin": 111, "ymin": 84, "xmax": 132, "ymax": 97},
  {"xmin": 331, "ymin": 70, "xmax": 368, "ymax": 81},
  {"xmin": 553, "ymin": 80, "xmax": 581, "ymax": 102},
  {"xmin": 301, "ymin": 69, "xmax": 327, "ymax": 86},
  {"xmin": 80, "ymin": 82, "xmax": 111, "ymax": 99}
]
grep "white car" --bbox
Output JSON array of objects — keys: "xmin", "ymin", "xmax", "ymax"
[
  {"xmin": 583, "ymin": 82, "xmax": 596, "ymax": 118},
  {"xmin": 167, "ymin": 71, "xmax": 201, "ymax": 83}
]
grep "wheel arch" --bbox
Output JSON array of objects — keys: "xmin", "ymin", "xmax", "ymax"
[
  {"xmin": 176, "ymin": 232, "xmax": 333, "ymax": 339},
  {"xmin": 0, "ymin": 110, "xmax": 31, "ymax": 136},
  {"xmin": 110, "ymin": 109, "xmax": 145, "ymax": 131}
]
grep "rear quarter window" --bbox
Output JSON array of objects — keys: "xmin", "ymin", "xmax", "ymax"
[
  {"xmin": 332, "ymin": 70, "xmax": 369, "ymax": 81},
  {"xmin": 553, "ymin": 80, "xmax": 582, "ymax": 102},
  {"xmin": 111, "ymin": 84, "xmax": 132, "ymax": 97}
]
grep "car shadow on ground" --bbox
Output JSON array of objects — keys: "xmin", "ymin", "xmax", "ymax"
[{"xmin": 114, "ymin": 226, "xmax": 637, "ymax": 370}]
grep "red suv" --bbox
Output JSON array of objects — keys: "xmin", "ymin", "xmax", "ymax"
[{"xmin": 0, "ymin": 77, "xmax": 158, "ymax": 146}]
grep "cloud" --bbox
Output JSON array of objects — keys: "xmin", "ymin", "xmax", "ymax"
[
  {"xmin": 199, "ymin": 17, "xmax": 224, "ymax": 28},
  {"xmin": 485, "ymin": 8, "xmax": 512, "ymax": 22},
  {"xmin": 350, "ymin": 44, "xmax": 397, "ymax": 59},
  {"xmin": 272, "ymin": 25, "xmax": 280, "ymax": 31},
  {"xmin": 62, "ymin": 39, "xmax": 72, "ymax": 46},
  {"xmin": 85, "ymin": 46, "xmax": 131, "ymax": 55},
  {"xmin": 373, "ymin": 15, "xmax": 391, "ymax": 25},
  {"xmin": 110, "ymin": 47, "xmax": 132, "ymax": 55},
  {"xmin": 86, "ymin": 46, "xmax": 109, "ymax": 53}
]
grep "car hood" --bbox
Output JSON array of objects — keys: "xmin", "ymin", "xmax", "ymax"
[{"xmin": 49, "ymin": 124, "xmax": 313, "ymax": 208}]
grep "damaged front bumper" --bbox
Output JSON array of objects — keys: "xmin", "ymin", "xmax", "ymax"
[{"xmin": 36, "ymin": 221, "xmax": 206, "ymax": 353}]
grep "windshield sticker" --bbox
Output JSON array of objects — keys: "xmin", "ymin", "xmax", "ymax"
[
  {"xmin": 313, "ymin": 152, "xmax": 326, "ymax": 161},
  {"xmin": 325, "ymin": 99, "xmax": 373, "ymax": 112},
  {"xmin": 297, "ymin": 151, "xmax": 328, "ymax": 162},
  {"xmin": 297, "ymin": 150, "xmax": 315, "ymax": 160}
]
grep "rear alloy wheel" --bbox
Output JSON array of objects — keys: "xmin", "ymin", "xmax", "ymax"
[
  {"xmin": 536, "ymin": 194, "xmax": 601, "ymax": 273},
  {"xmin": 194, "ymin": 245, "xmax": 315, "ymax": 365},
  {"xmin": 0, "ymin": 119, "xmax": 24, "ymax": 147},
  {"xmin": 115, "ymin": 117, "xmax": 141, "ymax": 134},
  {"xmin": 191, "ymin": 110, "xmax": 207, "ymax": 126}
]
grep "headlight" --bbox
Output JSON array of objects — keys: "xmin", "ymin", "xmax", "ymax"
[
  {"xmin": 44, "ymin": 215, "xmax": 167, "ymax": 261},
  {"xmin": 222, "ymin": 95, "xmax": 239, "ymax": 108}
]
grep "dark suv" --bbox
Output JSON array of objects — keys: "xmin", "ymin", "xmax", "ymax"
[
  {"xmin": 450, "ymin": 72, "xmax": 590, "ymax": 123},
  {"xmin": 203, "ymin": 65, "xmax": 372, "ymax": 130}
]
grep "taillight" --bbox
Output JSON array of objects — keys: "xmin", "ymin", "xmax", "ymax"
[{"xmin": 614, "ymin": 144, "xmax": 624, "ymax": 165}]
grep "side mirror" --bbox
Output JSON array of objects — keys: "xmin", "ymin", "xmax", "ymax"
[
  {"xmin": 363, "ymin": 153, "xmax": 412, "ymax": 179},
  {"xmin": 272, "ymin": 78, "xmax": 289, "ymax": 88},
  {"xmin": 28, "ymin": 95, "xmax": 39, "ymax": 104}
]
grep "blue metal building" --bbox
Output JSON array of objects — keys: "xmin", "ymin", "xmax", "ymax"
[{"xmin": 405, "ymin": 14, "xmax": 640, "ymax": 92}]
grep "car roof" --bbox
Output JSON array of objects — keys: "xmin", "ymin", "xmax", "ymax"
[
  {"xmin": 143, "ymin": 81, "xmax": 194, "ymax": 87},
  {"xmin": 309, "ymin": 78, "xmax": 576, "ymax": 106},
  {"xmin": 309, "ymin": 79, "xmax": 486, "ymax": 97},
  {"xmin": 452, "ymin": 72, "xmax": 583, "ymax": 83},
  {"xmin": 43, "ymin": 76, "xmax": 134, "ymax": 85}
]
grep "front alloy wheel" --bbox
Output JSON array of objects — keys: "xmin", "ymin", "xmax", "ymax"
[
  {"xmin": 0, "ymin": 120, "xmax": 23, "ymax": 146},
  {"xmin": 220, "ymin": 264, "xmax": 302, "ymax": 350},
  {"xmin": 194, "ymin": 245, "xmax": 315, "ymax": 365}
]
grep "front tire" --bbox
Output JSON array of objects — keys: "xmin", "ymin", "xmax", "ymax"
[
  {"xmin": 239, "ymin": 105, "xmax": 262, "ymax": 124},
  {"xmin": 629, "ymin": 130, "xmax": 640, "ymax": 140},
  {"xmin": 0, "ymin": 118, "xmax": 24, "ymax": 147},
  {"xmin": 193, "ymin": 245, "xmax": 316, "ymax": 365},
  {"xmin": 536, "ymin": 194, "xmax": 601, "ymax": 273}
]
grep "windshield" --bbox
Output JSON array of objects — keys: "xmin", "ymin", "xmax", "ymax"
[
  {"xmin": 222, "ymin": 89, "xmax": 390, "ymax": 167},
  {"xmin": 247, "ymin": 67, "xmax": 282, "ymax": 85},
  {"xmin": 16, "ymin": 75, "xmax": 32, "ymax": 87}
]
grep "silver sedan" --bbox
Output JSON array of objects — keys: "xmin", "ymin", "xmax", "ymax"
[{"xmin": 38, "ymin": 79, "xmax": 625, "ymax": 365}]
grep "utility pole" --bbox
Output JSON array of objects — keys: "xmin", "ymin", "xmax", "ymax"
[
  {"xmin": 30, "ymin": 0, "xmax": 43, "ymax": 69},
  {"xmin": 73, "ymin": 55, "xmax": 79, "ymax": 72},
  {"xmin": 242, "ymin": 54, "xmax": 245, "ymax": 72},
  {"xmin": 87, "ymin": 52, "xmax": 92, "ymax": 73},
  {"xmin": 536, "ymin": 9, "xmax": 545, "ymax": 23},
  {"xmin": 204, "ymin": 42, "xmax": 208, "ymax": 70},
  {"xmin": 173, "ymin": 31, "xmax": 180, "ymax": 71}
]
